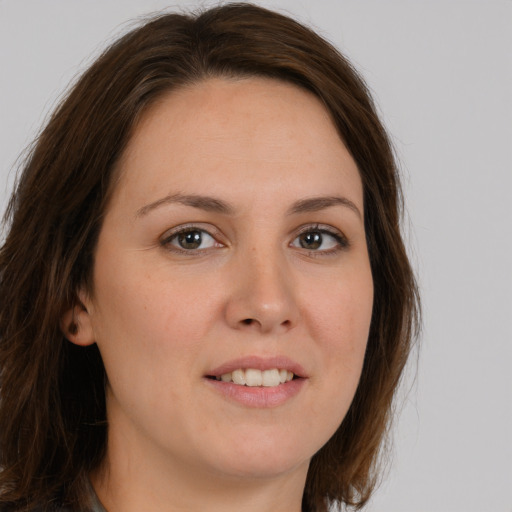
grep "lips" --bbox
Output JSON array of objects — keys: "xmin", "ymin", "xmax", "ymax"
[
  {"xmin": 206, "ymin": 355, "xmax": 306, "ymax": 383},
  {"xmin": 205, "ymin": 356, "xmax": 307, "ymax": 407},
  {"xmin": 215, "ymin": 368, "xmax": 295, "ymax": 387}
]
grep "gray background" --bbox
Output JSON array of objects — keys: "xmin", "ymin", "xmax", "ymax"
[{"xmin": 1, "ymin": 1, "xmax": 511, "ymax": 511}]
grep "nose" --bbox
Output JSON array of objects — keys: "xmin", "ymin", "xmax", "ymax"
[{"xmin": 224, "ymin": 246, "xmax": 299, "ymax": 334}]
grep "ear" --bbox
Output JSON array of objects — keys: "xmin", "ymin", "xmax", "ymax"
[{"xmin": 60, "ymin": 294, "xmax": 96, "ymax": 346}]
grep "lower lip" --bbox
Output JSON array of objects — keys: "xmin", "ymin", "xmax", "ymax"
[{"xmin": 205, "ymin": 378, "xmax": 306, "ymax": 408}]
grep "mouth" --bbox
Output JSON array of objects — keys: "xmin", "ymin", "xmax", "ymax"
[
  {"xmin": 205, "ymin": 357, "xmax": 306, "ymax": 408},
  {"xmin": 206, "ymin": 356, "xmax": 306, "ymax": 388},
  {"xmin": 206, "ymin": 368, "xmax": 296, "ymax": 387}
]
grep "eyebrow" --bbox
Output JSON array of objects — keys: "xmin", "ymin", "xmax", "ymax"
[
  {"xmin": 287, "ymin": 196, "xmax": 362, "ymax": 219},
  {"xmin": 136, "ymin": 193, "xmax": 234, "ymax": 217},
  {"xmin": 136, "ymin": 193, "xmax": 361, "ymax": 219}
]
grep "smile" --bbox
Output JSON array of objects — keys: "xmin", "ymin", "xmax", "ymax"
[
  {"xmin": 214, "ymin": 368, "xmax": 295, "ymax": 387},
  {"xmin": 206, "ymin": 356, "xmax": 306, "ymax": 407}
]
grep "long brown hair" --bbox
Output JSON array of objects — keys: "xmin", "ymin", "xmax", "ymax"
[{"xmin": 0, "ymin": 4, "xmax": 420, "ymax": 511}]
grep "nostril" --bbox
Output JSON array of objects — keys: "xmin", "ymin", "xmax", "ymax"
[{"xmin": 240, "ymin": 317, "xmax": 292, "ymax": 329}]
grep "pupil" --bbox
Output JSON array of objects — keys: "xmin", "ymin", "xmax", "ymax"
[
  {"xmin": 300, "ymin": 232, "xmax": 322, "ymax": 250},
  {"xmin": 178, "ymin": 230, "xmax": 202, "ymax": 249}
]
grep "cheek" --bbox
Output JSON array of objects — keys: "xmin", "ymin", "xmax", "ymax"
[
  {"xmin": 306, "ymin": 269, "xmax": 373, "ymax": 355},
  {"xmin": 92, "ymin": 254, "xmax": 199, "ymax": 337},
  {"xmin": 304, "ymin": 264, "xmax": 373, "ymax": 408},
  {"xmin": 298, "ymin": 271, "xmax": 373, "ymax": 449},
  {"xmin": 89, "ymin": 259, "xmax": 221, "ymax": 389}
]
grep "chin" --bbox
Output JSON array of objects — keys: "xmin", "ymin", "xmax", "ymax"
[
  {"xmin": 216, "ymin": 454, "xmax": 309, "ymax": 481},
  {"xmin": 199, "ymin": 429, "xmax": 318, "ymax": 481}
]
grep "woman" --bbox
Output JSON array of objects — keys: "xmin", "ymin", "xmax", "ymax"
[{"xmin": 0, "ymin": 4, "xmax": 419, "ymax": 511}]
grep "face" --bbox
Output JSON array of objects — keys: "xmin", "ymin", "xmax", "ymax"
[{"xmin": 75, "ymin": 78, "xmax": 373, "ymax": 485}]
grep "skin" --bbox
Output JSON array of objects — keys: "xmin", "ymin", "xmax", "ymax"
[{"xmin": 66, "ymin": 77, "xmax": 374, "ymax": 512}]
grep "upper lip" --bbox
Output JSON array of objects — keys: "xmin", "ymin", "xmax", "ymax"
[{"xmin": 207, "ymin": 355, "xmax": 307, "ymax": 378}]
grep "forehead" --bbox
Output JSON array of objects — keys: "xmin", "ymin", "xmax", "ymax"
[{"xmin": 112, "ymin": 77, "xmax": 362, "ymax": 213}]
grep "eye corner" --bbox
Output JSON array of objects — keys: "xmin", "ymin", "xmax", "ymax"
[
  {"xmin": 160, "ymin": 224, "xmax": 225, "ymax": 254},
  {"xmin": 290, "ymin": 224, "xmax": 350, "ymax": 255}
]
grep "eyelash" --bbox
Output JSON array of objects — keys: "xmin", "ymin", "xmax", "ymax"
[
  {"xmin": 160, "ymin": 224, "xmax": 224, "ymax": 255},
  {"xmin": 160, "ymin": 223, "xmax": 349, "ymax": 256},
  {"xmin": 293, "ymin": 224, "xmax": 349, "ymax": 256}
]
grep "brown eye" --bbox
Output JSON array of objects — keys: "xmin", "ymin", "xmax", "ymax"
[
  {"xmin": 291, "ymin": 227, "xmax": 346, "ymax": 253},
  {"xmin": 298, "ymin": 231, "xmax": 322, "ymax": 250},
  {"xmin": 164, "ymin": 228, "xmax": 218, "ymax": 251},
  {"xmin": 177, "ymin": 230, "xmax": 203, "ymax": 250}
]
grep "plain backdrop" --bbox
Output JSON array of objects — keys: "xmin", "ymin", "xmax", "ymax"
[{"xmin": 1, "ymin": 1, "xmax": 511, "ymax": 511}]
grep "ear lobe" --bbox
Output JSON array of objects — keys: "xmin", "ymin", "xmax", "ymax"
[{"xmin": 60, "ymin": 301, "xmax": 95, "ymax": 346}]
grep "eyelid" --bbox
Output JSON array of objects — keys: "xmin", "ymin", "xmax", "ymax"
[
  {"xmin": 294, "ymin": 223, "xmax": 345, "ymax": 238},
  {"xmin": 291, "ymin": 223, "xmax": 349, "ymax": 253},
  {"xmin": 159, "ymin": 222, "xmax": 349, "ymax": 256},
  {"xmin": 160, "ymin": 223, "xmax": 226, "ymax": 252}
]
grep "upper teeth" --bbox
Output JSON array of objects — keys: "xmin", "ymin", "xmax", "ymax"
[{"xmin": 216, "ymin": 368, "xmax": 294, "ymax": 387}]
